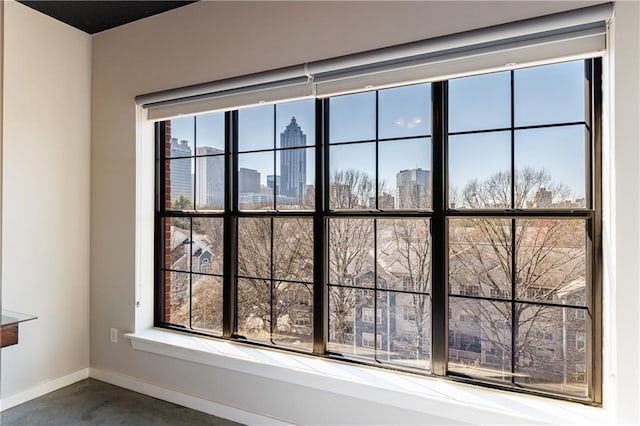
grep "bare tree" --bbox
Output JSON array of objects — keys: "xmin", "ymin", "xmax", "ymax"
[{"xmin": 449, "ymin": 168, "xmax": 585, "ymax": 387}]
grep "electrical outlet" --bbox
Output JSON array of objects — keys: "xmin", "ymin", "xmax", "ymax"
[{"xmin": 110, "ymin": 328, "xmax": 118, "ymax": 343}]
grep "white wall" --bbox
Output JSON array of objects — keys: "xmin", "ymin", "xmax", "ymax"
[
  {"xmin": 90, "ymin": 1, "xmax": 640, "ymax": 424},
  {"xmin": 1, "ymin": 0, "xmax": 91, "ymax": 403}
]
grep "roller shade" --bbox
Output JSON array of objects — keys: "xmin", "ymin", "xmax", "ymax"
[{"xmin": 137, "ymin": 2, "xmax": 612, "ymax": 121}]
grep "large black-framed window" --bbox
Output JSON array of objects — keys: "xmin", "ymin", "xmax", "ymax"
[{"xmin": 155, "ymin": 58, "xmax": 601, "ymax": 404}]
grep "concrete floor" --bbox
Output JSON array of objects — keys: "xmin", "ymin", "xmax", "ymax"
[{"xmin": 1, "ymin": 379, "xmax": 243, "ymax": 426}]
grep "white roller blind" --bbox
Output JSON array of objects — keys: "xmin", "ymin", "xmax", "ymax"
[{"xmin": 137, "ymin": 3, "xmax": 612, "ymax": 121}]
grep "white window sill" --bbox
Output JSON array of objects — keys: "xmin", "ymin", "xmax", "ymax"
[{"xmin": 125, "ymin": 328, "xmax": 608, "ymax": 425}]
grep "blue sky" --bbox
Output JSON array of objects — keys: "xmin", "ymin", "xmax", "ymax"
[{"xmin": 169, "ymin": 59, "xmax": 587, "ymax": 202}]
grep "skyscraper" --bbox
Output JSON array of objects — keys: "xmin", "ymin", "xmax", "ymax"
[
  {"xmin": 238, "ymin": 167, "xmax": 260, "ymax": 194},
  {"xmin": 396, "ymin": 168, "xmax": 431, "ymax": 209},
  {"xmin": 280, "ymin": 117, "xmax": 307, "ymax": 203},
  {"xmin": 170, "ymin": 137, "xmax": 193, "ymax": 205},
  {"xmin": 195, "ymin": 147, "xmax": 225, "ymax": 209}
]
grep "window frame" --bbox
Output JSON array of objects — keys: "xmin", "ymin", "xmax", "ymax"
[{"xmin": 154, "ymin": 58, "xmax": 602, "ymax": 405}]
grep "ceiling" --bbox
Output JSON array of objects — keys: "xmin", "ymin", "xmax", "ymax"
[{"xmin": 17, "ymin": 1, "xmax": 199, "ymax": 34}]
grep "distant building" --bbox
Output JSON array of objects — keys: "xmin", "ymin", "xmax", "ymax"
[
  {"xmin": 532, "ymin": 187, "xmax": 553, "ymax": 207},
  {"xmin": 238, "ymin": 167, "xmax": 260, "ymax": 194},
  {"xmin": 267, "ymin": 175, "xmax": 280, "ymax": 193},
  {"xmin": 196, "ymin": 147, "xmax": 224, "ymax": 209},
  {"xmin": 396, "ymin": 168, "xmax": 431, "ymax": 209},
  {"xmin": 280, "ymin": 117, "xmax": 307, "ymax": 203},
  {"xmin": 170, "ymin": 138, "xmax": 193, "ymax": 204}
]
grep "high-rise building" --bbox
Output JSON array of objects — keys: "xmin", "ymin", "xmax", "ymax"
[
  {"xmin": 170, "ymin": 138, "xmax": 193, "ymax": 205},
  {"xmin": 280, "ymin": 117, "xmax": 307, "ymax": 203},
  {"xmin": 238, "ymin": 167, "xmax": 260, "ymax": 194},
  {"xmin": 267, "ymin": 175, "xmax": 280, "ymax": 193},
  {"xmin": 196, "ymin": 147, "xmax": 224, "ymax": 209},
  {"xmin": 396, "ymin": 168, "xmax": 431, "ymax": 209},
  {"xmin": 532, "ymin": 187, "xmax": 553, "ymax": 207}
]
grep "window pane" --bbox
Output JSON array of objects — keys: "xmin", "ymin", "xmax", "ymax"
[
  {"xmin": 238, "ymin": 105, "xmax": 274, "ymax": 152},
  {"xmin": 515, "ymin": 125, "xmax": 586, "ymax": 208},
  {"xmin": 166, "ymin": 158, "xmax": 194, "ymax": 209},
  {"xmin": 377, "ymin": 291, "xmax": 430, "ymax": 370},
  {"xmin": 448, "ymin": 298, "xmax": 512, "ymax": 382},
  {"xmin": 195, "ymin": 154, "xmax": 224, "ymax": 210},
  {"xmin": 167, "ymin": 116, "xmax": 194, "ymax": 158},
  {"xmin": 377, "ymin": 219, "xmax": 431, "ymax": 292},
  {"xmin": 449, "ymin": 218, "xmax": 512, "ymax": 299},
  {"xmin": 329, "ymin": 142, "xmax": 375, "ymax": 209},
  {"xmin": 190, "ymin": 274, "xmax": 223, "ymax": 335},
  {"xmin": 164, "ymin": 271, "xmax": 191, "ymax": 327},
  {"xmin": 449, "ymin": 71, "xmax": 510, "ymax": 132},
  {"xmin": 276, "ymin": 147, "xmax": 314, "ymax": 210},
  {"xmin": 378, "ymin": 83, "xmax": 430, "ymax": 139},
  {"xmin": 328, "ymin": 287, "xmax": 375, "ymax": 359},
  {"xmin": 515, "ymin": 60, "xmax": 586, "ymax": 126},
  {"xmin": 238, "ymin": 151, "xmax": 273, "ymax": 210},
  {"xmin": 329, "ymin": 92, "xmax": 376, "ymax": 143},
  {"xmin": 515, "ymin": 219, "xmax": 586, "ymax": 305},
  {"xmin": 195, "ymin": 112, "xmax": 225, "ymax": 152},
  {"xmin": 329, "ymin": 218, "xmax": 374, "ymax": 287},
  {"xmin": 272, "ymin": 282, "xmax": 313, "ymax": 351},
  {"xmin": 448, "ymin": 131, "xmax": 511, "ymax": 209},
  {"xmin": 237, "ymin": 278, "xmax": 271, "ymax": 342},
  {"xmin": 379, "ymin": 138, "xmax": 431, "ymax": 210},
  {"xmin": 192, "ymin": 217, "xmax": 224, "ymax": 275},
  {"xmin": 276, "ymin": 99, "xmax": 315, "ymax": 148},
  {"xmin": 273, "ymin": 218, "xmax": 313, "ymax": 282},
  {"xmin": 514, "ymin": 304, "xmax": 588, "ymax": 396},
  {"xmin": 237, "ymin": 217, "xmax": 271, "ymax": 278},
  {"xmin": 164, "ymin": 217, "xmax": 191, "ymax": 272}
]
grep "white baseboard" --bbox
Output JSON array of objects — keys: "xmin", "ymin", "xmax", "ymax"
[
  {"xmin": 0, "ymin": 367, "xmax": 90, "ymax": 412},
  {"xmin": 89, "ymin": 367, "xmax": 290, "ymax": 425}
]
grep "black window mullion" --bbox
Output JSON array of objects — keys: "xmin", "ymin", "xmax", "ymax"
[
  {"xmin": 223, "ymin": 111, "xmax": 238, "ymax": 338},
  {"xmin": 510, "ymin": 218, "xmax": 517, "ymax": 384},
  {"xmin": 431, "ymin": 81, "xmax": 448, "ymax": 376},
  {"xmin": 510, "ymin": 70, "xmax": 516, "ymax": 209},
  {"xmin": 313, "ymin": 98, "xmax": 327, "ymax": 355},
  {"xmin": 154, "ymin": 121, "xmax": 166, "ymax": 326}
]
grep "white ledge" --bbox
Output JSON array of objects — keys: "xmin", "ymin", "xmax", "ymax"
[{"xmin": 126, "ymin": 328, "xmax": 609, "ymax": 425}]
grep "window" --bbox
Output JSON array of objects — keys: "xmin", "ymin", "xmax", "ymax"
[{"xmin": 156, "ymin": 58, "xmax": 600, "ymax": 403}]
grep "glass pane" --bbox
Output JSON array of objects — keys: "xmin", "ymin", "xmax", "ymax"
[
  {"xmin": 272, "ymin": 282, "xmax": 313, "ymax": 351},
  {"xmin": 329, "ymin": 218, "xmax": 374, "ymax": 287},
  {"xmin": 273, "ymin": 218, "xmax": 313, "ymax": 282},
  {"xmin": 190, "ymin": 274, "xmax": 223, "ymax": 335},
  {"xmin": 238, "ymin": 104, "xmax": 274, "ymax": 152},
  {"xmin": 448, "ymin": 131, "xmax": 511, "ymax": 209},
  {"xmin": 329, "ymin": 142, "xmax": 376, "ymax": 209},
  {"xmin": 192, "ymin": 217, "xmax": 224, "ymax": 275},
  {"xmin": 237, "ymin": 278, "xmax": 271, "ymax": 342},
  {"xmin": 514, "ymin": 304, "xmax": 588, "ymax": 396},
  {"xmin": 195, "ymin": 154, "xmax": 224, "ymax": 210},
  {"xmin": 238, "ymin": 151, "xmax": 273, "ymax": 210},
  {"xmin": 329, "ymin": 92, "xmax": 376, "ymax": 143},
  {"xmin": 167, "ymin": 116, "xmax": 194, "ymax": 158},
  {"xmin": 449, "ymin": 71, "xmax": 510, "ymax": 132},
  {"xmin": 276, "ymin": 147, "xmax": 314, "ymax": 210},
  {"xmin": 328, "ymin": 287, "xmax": 375, "ymax": 359},
  {"xmin": 164, "ymin": 271, "xmax": 191, "ymax": 327},
  {"xmin": 448, "ymin": 298, "xmax": 512, "ymax": 382},
  {"xmin": 166, "ymin": 158, "xmax": 194, "ymax": 209},
  {"xmin": 377, "ymin": 291, "xmax": 430, "ymax": 370},
  {"xmin": 516, "ymin": 219, "xmax": 586, "ymax": 305},
  {"xmin": 237, "ymin": 217, "xmax": 271, "ymax": 278},
  {"xmin": 164, "ymin": 217, "xmax": 191, "ymax": 272},
  {"xmin": 515, "ymin": 125, "xmax": 586, "ymax": 208},
  {"xmin": 195, "ymin": 112, "xmax": 225, "ymax": 151},
  {"xmin": 379, "ymin": 138, "xmax": 431, "ymax": 210},
  {"xmin": 377, "ymin": 219, "xmax": 431, "ymax": 292},
  {"xmin": 276, "ymin": 99, "xmax": 315, "ymax": 148},
  {"xmin": 449, "ymin": 218, "xmax": 511, "ymax": 299},
  {"xmin": 378, "ymin": 83, "xmax": 431, "ymax": 139},
  {"xmin": 515, "ymin": 60, "xmax": 586, "ymax": 126}
]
